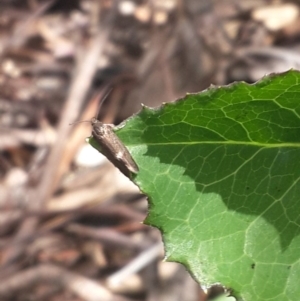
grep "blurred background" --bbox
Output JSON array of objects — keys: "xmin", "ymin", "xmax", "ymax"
[{"xmin": 0, "ymin": 0, "xmax": 300, "ymax": 300}]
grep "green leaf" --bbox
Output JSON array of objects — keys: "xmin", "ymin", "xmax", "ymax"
[
  {"xmin": 212, "ymin": 294, "xmax": 236, "ymax": 301},
  {"xmin": 91, "ymin": 70, "xmax": 300, "ymax": 301}
]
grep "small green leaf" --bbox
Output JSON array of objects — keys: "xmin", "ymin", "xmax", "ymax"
[{"xmin": 92, "ymin": 70, "xmax": 300, "ymax": 301}]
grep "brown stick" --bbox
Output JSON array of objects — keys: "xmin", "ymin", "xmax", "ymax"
[
  {"xmin": 66, "ymin": 224, "xmax": 143, "ymax": 251},
  {"xmin": 0, "ymin": 263, "xmax": 128, "ymax": 301}
]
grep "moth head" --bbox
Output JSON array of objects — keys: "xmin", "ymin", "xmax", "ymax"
[
  {"xmin": 91, "ymin": 117, "xmax": 100, "ymax": 125},
  {"xmin": 91, "ymin": 119, "xmax": 109, "ymax": 137}
]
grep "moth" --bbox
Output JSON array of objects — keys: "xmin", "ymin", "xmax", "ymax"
[
  {"xmin": 73, "ymin": 88, "xmax": 139, "ymax": 176},
  {"xmin": 90, "ymin": 117, "xmax": 139, "ymax": 177}
]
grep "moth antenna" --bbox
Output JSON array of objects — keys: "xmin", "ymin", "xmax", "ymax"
[
  {"xmin": 96, "ymin": 87, "xmax": 113, "ymax": 118},
  {"xmin": 70, "ymin": 86, "xmax": 113, "ymax": 126},
  {"xmin": 69, "ymin": 120, "xmax": 90, "ymax": 126},
  {"xmin": 99, "ymin": 87, "xmax": 113, "ymax": 109}
]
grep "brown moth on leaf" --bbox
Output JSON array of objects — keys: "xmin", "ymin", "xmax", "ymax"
[{"xmin": 91, "ymin": 117, "xmax": 139, "ymax": 177}]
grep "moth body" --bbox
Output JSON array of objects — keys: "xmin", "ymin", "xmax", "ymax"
[{"xmin": 91, "ymin": 118, "xmax": 139, "ymax": 176}]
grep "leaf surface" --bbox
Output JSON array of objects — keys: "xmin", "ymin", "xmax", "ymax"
[{"xmin": 92, "ymin": 70, "xmax": 300, "ymax": 301}]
